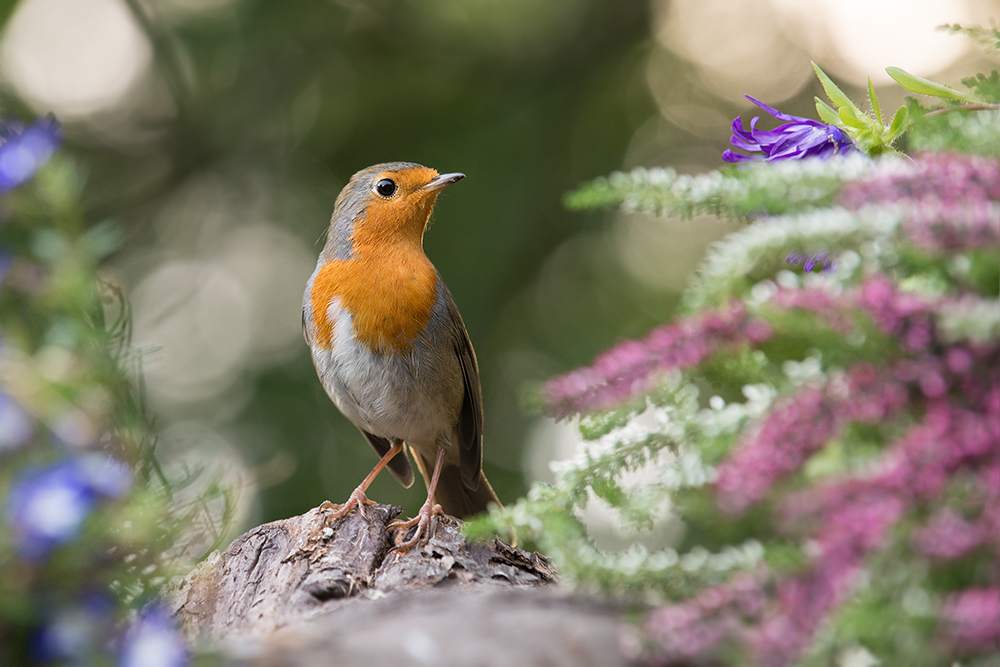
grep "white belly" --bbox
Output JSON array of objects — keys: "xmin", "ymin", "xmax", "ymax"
[{"xmin": 311, "ymin": 304, "xmax": 463, "ymax": 448}]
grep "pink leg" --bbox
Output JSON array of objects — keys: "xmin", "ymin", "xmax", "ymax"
[
  {"xmin": 388, "ymin": 445, "xmax": 447, "ymax": 553},
  {"xmin": 321, "ymin": 440, "xmax": 404, "ymax": 521}
]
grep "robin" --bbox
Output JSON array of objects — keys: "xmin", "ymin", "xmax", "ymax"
[{"xmin": 302, "ymin": 162, "xmax": 500, "ymax": 551}]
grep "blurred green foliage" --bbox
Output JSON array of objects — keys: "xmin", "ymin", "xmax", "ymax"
[{"xmin": 0, "ymin": 0, "xmax": 676, "ymax": 522}]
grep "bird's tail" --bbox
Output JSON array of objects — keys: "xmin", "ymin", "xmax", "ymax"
[{"xmin": 413, "ymin": 451, "xmax": 501, "ymax": 520}]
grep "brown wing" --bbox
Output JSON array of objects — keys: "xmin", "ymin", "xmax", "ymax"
[{"xmin": 444, "ymin": 291, "xmax": 483, "ymax": 491}]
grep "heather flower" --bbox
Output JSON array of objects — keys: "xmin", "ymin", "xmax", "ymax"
[
  {"xmin": 750, "ymin": 494, "xmax": 904, "ymax": 667},
  {"xmin": 840, "ymin": 153, "xmax": 1000, "ymax": 251},
  {"xmin": 119, "ymin": 607, "xmax": 189, "ymax": 667},
  {"xmin": 723, "ymin": 96, "xmax": 856, "ymax": 163},
  {"xmin": 544, "ymin": 302, "xmax": 772, "ymax": 418},
  {"xmin": 938, "ymin": 588, "xmax": 1000, "ymax": 652},
  {"xmin": 642, "ymin": 571, "xmax": 767, "ymax": 664},
  {"xmin": 912, "ymin": 509, "xmax": 984, "ymax": 560},
  {"xmin": 715, "ymin": 363, "xmax": 908, "ymax": 514},
  {"xmin": 0, "ymin": 116, "xmax": 60, "ymax": 193},
  {"xmin": 4, "ymin": 455, "xmax": 131, "ymax": 559}
]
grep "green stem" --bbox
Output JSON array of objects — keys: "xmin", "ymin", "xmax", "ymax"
[{"xmin": 923, "ymin": 103, "xmax": 1000, "ymax": 117}]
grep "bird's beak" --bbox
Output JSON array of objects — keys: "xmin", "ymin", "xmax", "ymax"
[{"xmin": 421, "ymin": 172, "xmax": 465, "ymax": 192}]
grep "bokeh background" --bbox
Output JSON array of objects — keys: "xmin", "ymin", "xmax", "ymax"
[{"xmin": 0, "ymin": 0, "xmax": 993, "ymax": 529}]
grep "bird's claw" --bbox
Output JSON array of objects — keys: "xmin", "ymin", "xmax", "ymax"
[
  {"xmin": 388, "ymin": 502, "xmax": 444, "ymax": 554},
  {"xmin": 321, "ymin": 487, "xmax": 377, "ymax": 523}
]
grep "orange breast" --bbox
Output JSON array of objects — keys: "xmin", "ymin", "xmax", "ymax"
[{"xmin": 310, "ymin": 246, "xmax": 439, "ymax": 355}]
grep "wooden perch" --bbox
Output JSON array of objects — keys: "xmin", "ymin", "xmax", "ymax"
[{"xmin": 167, "ymin": 503, "xmax": 634, "ymax": 666}]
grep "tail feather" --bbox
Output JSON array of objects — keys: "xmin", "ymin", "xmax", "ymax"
[{"xmin": 412, "ymin": 451, "xmax": 500, "ymax": 520}]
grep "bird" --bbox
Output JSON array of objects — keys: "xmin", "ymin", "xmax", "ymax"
[{"xmin": 302, "ymin": 162, "xmax": 500, "ymax": 551}]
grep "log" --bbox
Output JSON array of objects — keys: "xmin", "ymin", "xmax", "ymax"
[{"xmin": 167, "ymin": 503, "xmax": 634, "ymax": 666}]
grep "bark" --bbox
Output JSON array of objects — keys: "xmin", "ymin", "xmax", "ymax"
[{"xmin": 168, "ymin": 503, "xmax": 634, "ymax": 666}]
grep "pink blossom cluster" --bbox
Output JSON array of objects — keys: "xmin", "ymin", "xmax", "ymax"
[
  {"xmin": 543, "ymin": 301, "xmax": 772, "ymax": 418},
  {"xmin": 857, "ymin": 276, "xmax": 936, "ymax": 352},
  {"xmin": 760, "ymin": 396, "xmax": 998, "ymax": 663},
  {"xmin": 641, "ymin": 571, "xmax": 767, "ymax": 664},
  {"xmin": 646, "ymin": 394, "xmax": 997, "ymax": 666},
  {"xmin": 840, "ymin": 152, "xmax": 1000, "ymax": 251},
  {"xmin": 912, "ymin": 509, "xmax": 988, "ymax": 560},
  {"xmin": 714, "ymin": 362, "xmax": 908, "ymax": 514},
  {"xmin": 749, "ymin": 494, "xmax": 905, "ymax": 666},
  {"xmin": 938, "ymin": 587, "xmax": 1000, "ymax": 652},
  {"xmin": 640, "ymin": 272, "xmax": 998, "ymax": 664},
  {"xmin": 545, "ymin": 268, "xmax": 980, "ymax": 420}
]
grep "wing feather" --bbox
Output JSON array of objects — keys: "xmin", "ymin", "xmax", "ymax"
[{"xmin": 443, "ymin": 290, "xmax": 483, "ymax": 491}]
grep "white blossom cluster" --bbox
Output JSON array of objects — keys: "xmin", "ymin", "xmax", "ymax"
[
  {"xmin": 685, "ymin": 205, "xmax": 901, "ymax": 310},
  {"xmin": 936, "ymin": 295, "xmax": 1000, "ymax": 344}
]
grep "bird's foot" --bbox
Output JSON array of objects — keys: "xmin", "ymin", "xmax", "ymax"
[
  {"xmin": 320, "ymin": 487, "xmax": 378, "ymax": 522},
  {"xmin": 387, "ymin": 500, "xmax": 444, "ymax": 554}
]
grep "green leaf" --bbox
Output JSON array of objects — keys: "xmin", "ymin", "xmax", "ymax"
[
  {"xmin": 815, "ymin": 97, "xmax": 841, "ymax": 126},
  {"xmin": 886, "ymin": 105, "xmax": 909, "ymax": 142},
  {"xmin": 941, "ymin": 23, "xmax": 1000, "ymax": 54},
  {"xmin": 961, "ymin": 70, "xmax": 1000, "ymax": 104},
  {"xmin": 838, "ymin": 105, "xmax": 869, "ymax": 129},
  {"xmin": 868, "ymin": 77, "xmax": 883, "ymax": 125},
  {"xmin": 812, "ymin": 62, "xmax": 865, "ymax": 116},
  {"xmin": 885, "ymin": 66, "xmax": 985, "ymax": 104}
]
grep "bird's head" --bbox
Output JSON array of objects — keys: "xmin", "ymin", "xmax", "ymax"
[{"xmin": 324, "ymin": 162, "xmax": 465, "ymax": 259}]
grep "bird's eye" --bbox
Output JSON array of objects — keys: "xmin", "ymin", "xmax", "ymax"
[{"xmin": 375, "ymin": 178, "xmax": 397, "ymax": 197}]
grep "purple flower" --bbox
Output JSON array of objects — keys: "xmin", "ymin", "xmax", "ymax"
[
  {"xmin": 0, "ymin": 116, "xmax": 60, "ymax": 193},
  {"xmin": 785, "ymin": 251, "xmax": 835, "ymax": 273},
  {"xmin": 723, "ymin": 96, "xmax": 856, "ymax": 163},
  {"xmin": 119, "ymin": 607, "xmax": 188, "ymax": 667},
  {"xmin": 4, "ymin": 455, "xmax": 131, "ymax": 559}
]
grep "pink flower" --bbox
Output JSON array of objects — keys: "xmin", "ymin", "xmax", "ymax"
[
  {"xmin": 715, "ymin": 362, "xmax": 908, "ymax": 514},
  {"xmin": 938, "ymin": 588, "xmax": 1000, "ymax": 652},
  {"xmin": 544, "ymin": 302, "xmax": 772, "ymax": 418},
  {"xmin": 749, "ymin": 497, "xmax": 903, "ymax": 666},
  {"xmin": 912, "ymin": 509, "xmax": 984, "ymax": 560},
  {"xmin": 841, "ymin": 152, "xmax": 1000, "ymax": 251},
  {"xmin": 642, "ymin": 572, "xmax": 768, "ymax": 665}
]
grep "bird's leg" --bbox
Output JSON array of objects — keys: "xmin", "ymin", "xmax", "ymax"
[
  {"xmin": 388, "ymin": 445, "xmax": 447, "ymax": 553},
  {"xmin": 321, "ymin": 440, "xmax": 403, "ymax": 521}
]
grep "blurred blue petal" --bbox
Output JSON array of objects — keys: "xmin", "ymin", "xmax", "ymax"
[
  {"xmin": 120, "ymin": 607, "xmax": 189, "ymax": 667},
  {"xmin": 0, "ymin": 392, "xmax": 33, "ymax": 451},
  {"xmin": 0, "ymin": 116, "xmax": 60, "ymax": 193},
  {"xmin": 723, "ymin": 96, "xmax": 855, "ymax": 163},
  {"xmin": 4, "ymin": 455, "xmax": 131, "ymax": 559},
  {"xmin": 79, "ymin": 453, "xmax": 132, "ymax": 498},
  {"xmin": 5, "ymin": 460, "xmax": 94, "ymax": 559},
  {"xmin": 37, "ymin": 595, "xmax": 114, "ymax": 662}
]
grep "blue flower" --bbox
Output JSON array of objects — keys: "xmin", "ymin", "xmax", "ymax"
[
  {"xmin": 4, "ymin": 455, "xmax": 131, "ymax": 559},
  {"xmin": 0, "ymin": 116, "xmax": 60, "ymax": 193},
  {"xmin": 722, "ymin": 96, "xmax": 855, "ymax": 163},
  {"xmin": 119, "ymin": 607, "xmax": 189, "ymax": 667}
]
